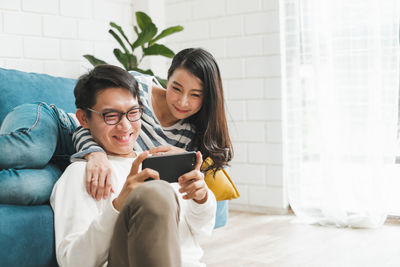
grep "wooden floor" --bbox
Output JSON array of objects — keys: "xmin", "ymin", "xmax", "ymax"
[{"xmin": 199, "ymin": 211, "xmax": 400, "ymax": 267}]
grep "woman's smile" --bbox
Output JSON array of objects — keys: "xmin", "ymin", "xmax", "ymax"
[{"xmin": 173, "ymin": 105, "xmax": 189, "ymax": 114}]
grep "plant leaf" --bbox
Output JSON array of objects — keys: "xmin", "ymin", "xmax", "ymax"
[
  {"xmin": 127, "ymin": 54, "xmax": 138, "ymax": 70},
  {"xmin": 108, "ymin": 29, "xmax": 130, "ymax": 54},
  {"xmin": 83, "ymin": 55, "xmax": 107, "ymax": 66},
  {"xmin": 132, "ymin": 26, "xmax": 140, "ymax": 50},
  {"xmin": 155, "ymin": 76, "xmax": 167, "ymax": 88},
  {"xmin": 132, "ymin": 68, "xmax": 166, "ymax": 87},
  {"xmin": 150, "ymin": 26, "xmax": 183, "ymax": 45},
  {"xmin": 143, "ymin": 44, "xmax": 175, "ymax": 58},
  {"xmin": 110, "ymin": 22, "xmax": 130, "ymax": 46},
  {"xmin": 133, "ymin": 25, "xmax": 139, "ymax": 36},
  {"xmin": 113, "ymin": 49, "xmax": 129, "ymax": 70},
  {"xmin": 133, "ymin": 68, "xmax": 154, "ymax": 76},
  {"xmin": 136, "ymin": 11, "xmax": 153, "ymax": 31},
  {"xmin": 132, "ymin": 23, "xmax": 158, "ymax": 49}
]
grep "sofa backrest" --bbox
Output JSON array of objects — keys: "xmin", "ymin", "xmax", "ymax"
[{"xmin": 0, "ymin": 68, "xmax": 77, "ymax": 124}]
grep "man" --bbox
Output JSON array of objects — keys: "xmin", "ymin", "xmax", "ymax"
[{"xmin": 50, "ymin": 64, "xmax": 216, "ymax": 267}]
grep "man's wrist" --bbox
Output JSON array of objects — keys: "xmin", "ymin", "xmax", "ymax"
[
  {"xmin": 194, "ymin": 191, "xmax": 208, "ymax": 204},
  {"xmin": 112, "ymin": 198, "xmax": 122, "ymax": 211}
]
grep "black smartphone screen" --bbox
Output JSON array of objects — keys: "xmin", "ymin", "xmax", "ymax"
[{"xmin": 142, "ymin": 151, "xmax": 197, "ymax": 183}]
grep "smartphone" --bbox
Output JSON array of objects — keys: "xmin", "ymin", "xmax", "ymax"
[{"xmin": 142, "ymin": 151, "xmax": 197, "ymax": 183}]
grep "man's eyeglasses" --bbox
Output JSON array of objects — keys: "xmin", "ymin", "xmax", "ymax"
[{"xmin": 87, "ymin": 107, "xmax": 143, "ymax": 125}]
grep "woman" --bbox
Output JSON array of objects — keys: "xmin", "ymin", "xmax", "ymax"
[{"xmin": 75, "ymin": 48, "xmax": 233, "ymax": 200}]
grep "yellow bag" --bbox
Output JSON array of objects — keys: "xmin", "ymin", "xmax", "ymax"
[{"xmin": 202, "ymin": 157, "xmax": 240, "ymax": 201}]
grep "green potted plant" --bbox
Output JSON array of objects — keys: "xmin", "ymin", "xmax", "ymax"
[{"xmin": 83, "ymin": 11, "xmax": 183, "ymax": 87}]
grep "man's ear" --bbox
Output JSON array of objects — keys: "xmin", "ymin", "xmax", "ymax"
[{"xmin": 76, "ymin": 109, "xmax": 90, "ymax": 129}]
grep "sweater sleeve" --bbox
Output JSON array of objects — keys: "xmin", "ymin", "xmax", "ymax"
[
  {"xmin": 183, "ymin": 189, "xmax": 217, "ymax": 237},
  {"xmin": 70, "ymin": 126, "xmax": 105, "ymax": 161},
  {"xmin": 50, "ymin": 162, "xmax": 119, "ymax": 267}
]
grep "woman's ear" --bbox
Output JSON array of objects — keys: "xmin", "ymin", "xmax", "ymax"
[{"xmin": 76, "ymin": 109, "xmax": 90, "ymax": 129}]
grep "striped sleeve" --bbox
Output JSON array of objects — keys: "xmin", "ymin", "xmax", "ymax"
[{"xmin": 70, "ymin": 126, "xmax": 105, "ymax": 162}]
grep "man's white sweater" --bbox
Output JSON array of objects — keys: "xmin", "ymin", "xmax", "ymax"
[{"xmin": 50, "ymin": 155, "xmax": 216, "ymax": 267}]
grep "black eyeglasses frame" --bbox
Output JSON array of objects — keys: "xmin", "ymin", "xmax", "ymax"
[{"xmin": 86, "ymin": 107, "xmax": 144, "ymax": 125}]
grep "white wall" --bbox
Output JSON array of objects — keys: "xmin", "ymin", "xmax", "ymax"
[
  {"xmin": 0, "ymin": 0, "xmax": 134, "ymax": 78},
  {"xmin": 162, "ymin": 0, "xmax": 288, "ymax": 213}
]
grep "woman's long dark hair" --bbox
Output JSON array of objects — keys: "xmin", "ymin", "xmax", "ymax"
[{"xmin": 168, "ymin": 48, "xmax": 233, "ymax": 172}]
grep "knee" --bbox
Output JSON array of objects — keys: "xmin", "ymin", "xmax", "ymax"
[
  {"xmin": 0, "ymin": 103, "xmax": 58, "ymax": 168},
  {"xmin": 125, "ymin": 180, "xmax": 179, "ymax": 218},
  {"xmin": 1, "ymin": 103, "xmax": 42, "ymax": 133}
]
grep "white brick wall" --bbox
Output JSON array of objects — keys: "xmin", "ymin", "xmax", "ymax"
[
  {"xmin": 59, "ymin": 0, "xmax": 92, "ymax": 19},
  {"xmin": 4, "ymin": 58, "xmax": 44, "ymax": 73},
  {"xmin": 210, "ymin": 15, "xmax": 243, "ymax": 38},
  {"xmin": 264, "ymin": 33, "xmax": 281, "ymax": 55},
  {"xmin": 61, "ymin": 40, "xmax": 92, "ymax": 60},
  {"xmin": 247, "ymin": 99, "xmax": 281, "ymax": 120},
  {"xmin": 245, "ymin": 55, "xmax": 281, "ymax": 77},
  {"xmin": 231, "ymin": 143, "xmax": 247, "ymax": 163},
  {"xmin": 162, "ymin": 0, "xmax": 287, "ymax": 213},
  {"xmin": 227, "ymin": 0, "xmax": 261, "ymax": 15},
  {"xmin": 0, "ymin": 35, "xmax": 23, "ymax": 57},
  {"xmin": 191, "ymin": 39, "xmax": 226, "ymax": 59},
  {"xmin": 4, "ymin": 12, "xmax": 42, "ymax": 35},
  {"xmin": 165, "ymin": 2, "xmax": 192, "ymax": 23},
  {"xmin": 244, "ymin": 11, "xmax": 279, "ymax": 34},
  {"xmin": 219, "ymin": 58, "xmax": 244, "ymax": 79},
  {"xmin": 0, "ymin": 0, "xmax": 20, "ymax": 10},
  {"xmin": 0, "ymin": 0, "xmax": 134, "ymax": 78},
  {"xmin": 226, "ymin": 100, "xmax": 246, "ymax": 121},
  {"xmin": 22, "ymin": 0, "xmax": 58, "ymax": 14},
  {"xmin": 226, "ymin": 35, "xmax": 263, "ymax": 57},
  {"xmin": 265, "ymin": 77, "xmax": 282, "ymax": 98},
  {"xmin": 24, "ymin": 37, "xmax": 60, "ymax": 59},
  {"xmin": 78, "ymin": 20, "xmax": 110, "ymax": 41},
  {"xmin": 192, "ymin": 0, "xmax": 225, "ymax": 19},
  {"xmin": 94, "ymin": 0, "xmax": 133, "ymax": 23},
  {"xmin": 229, "ymin": 163, "xmax": 267, "ymax": 185},
  {"xmin": 263, "ymin": 0, "xmax": 279, "ymax": 10},
  {"xmin": 227, "ymin": 79, "xmax": 264, "ymax": 99},
  {"xmin": 43, "ymin": 16, "xmax": 77, "ymax": 39},
  {"xmin": 248, "ymin": 143, "xmax": 282, "ymax": 165},
  {"xmin": 266, "ymin": 121, "xmax": 282, "ymax": 143}
]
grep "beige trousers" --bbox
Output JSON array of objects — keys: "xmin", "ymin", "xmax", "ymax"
[{"xmin": 108, "ymin": 180, "xmax": 181, "ymax": 267}]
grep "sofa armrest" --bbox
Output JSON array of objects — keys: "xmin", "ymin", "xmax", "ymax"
[{"xmin": 0, "ymin": 204, "xmax": 58, "ymax": 267}]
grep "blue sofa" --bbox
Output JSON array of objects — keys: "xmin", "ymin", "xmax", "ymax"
[{"xmin": 0, "ymin": 67, "xmax": 228, "ymax": 267}]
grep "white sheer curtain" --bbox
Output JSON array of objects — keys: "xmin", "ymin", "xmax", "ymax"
[{"xmin": 281, "ymin": 0, "xmax": 400, "ymax": 228}]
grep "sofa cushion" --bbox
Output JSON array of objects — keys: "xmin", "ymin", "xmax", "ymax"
[
  {"xmin": 215, "ymin": 200, "xmax": 229, "ymax": 228},
  {"xmin": 0, "ymin": 68, "xmax": 76, "ymax": 124},
  {"xmin": 0, "ymin": 204, "xmax": 58, "ymax": 267}
]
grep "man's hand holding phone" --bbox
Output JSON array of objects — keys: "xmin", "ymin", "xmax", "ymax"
[
  {"xmin": 178, "ymin": 152, "xmax": 208, "ymax": 204},
  {"xmin": 112, "ymin": 151, "xmax": 160, "ymax": 211},
  {"xmin": 114, "ymin": 151, "xmax": 209, "ymax": 211}
]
